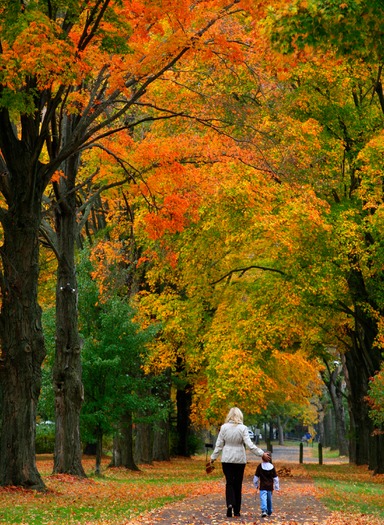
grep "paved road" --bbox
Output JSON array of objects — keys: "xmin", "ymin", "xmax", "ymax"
[{"xmin": 253, "ymin": 443, "xmax": 349, "ymax": 465}]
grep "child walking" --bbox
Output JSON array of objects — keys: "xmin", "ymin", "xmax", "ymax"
[{"xmin": 253, "ymin": 456, "xmax": 280, "ymax": 518}]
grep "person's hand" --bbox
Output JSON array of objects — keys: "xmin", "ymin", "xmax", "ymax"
[{"xmin": 262, "ymin": 451, "xmax": 271, "ymax": 461}]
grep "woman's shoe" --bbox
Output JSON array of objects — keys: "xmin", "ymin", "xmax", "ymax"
[{"xmin": 227, "ymin": 505, "xmax": 233, "ymax": 517}]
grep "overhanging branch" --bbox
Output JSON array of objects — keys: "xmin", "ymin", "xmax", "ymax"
[{"xmin": 210, "ymin": 264, "xmax": 286, "ymax": 285}]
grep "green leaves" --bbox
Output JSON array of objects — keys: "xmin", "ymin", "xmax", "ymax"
[{"xmin": 267, "ymin": 0, "xmax": 384, "ymax": 62}]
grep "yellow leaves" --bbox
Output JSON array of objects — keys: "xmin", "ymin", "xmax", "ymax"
[
  {"xmin": 270, "ymin": 349, "xmax": 323, "ymax": 404},
  {"xmin": 89, "ymin": 239, "xmax": 131, "ymax": 299},
  {"xmin": 357, "ymin": 130, "xmax": 384, "ymax": 213},
  {"xmin": 66, "ymin": 91, "xmax": 88, "ymax": 115}
]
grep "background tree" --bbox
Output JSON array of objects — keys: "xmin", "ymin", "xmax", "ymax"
[
  {"xmin": 264, "ymin": 0, "xmax": 384, "ymax": 470},
  {"xmin": 78, "ymin": 253, "xmax": 159, "ymax": 473}
]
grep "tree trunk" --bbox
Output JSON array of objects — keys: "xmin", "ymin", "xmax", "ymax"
[
  {"xmin": 343, "ymin": 295, "xmax": 383, "ymax": 469},
  {"xmin": 176, "ymin": 385, "xmax": 192, "ymax": 456},
  {"xmin": 330, "ymin": 381, "xmax": 349, "ymax": 455},
  {"xmin": 153, "ymin": 420, "xmax": 171, "ymax": 461},
  {"xmin": 345, "ymin": 354, "xmax": 384, "ymax": 472},
  {"xmin": 370, "ymin": 434, "xmax": 384, "ymax": 475},
  {"xmin": 135, "ymin": 422, "xmax": 152, "ymax": 464},
  {"xmin": 53, "ymin": 148, "xmax": 86, "ymax": 477},
  {"xmin": 322, "ymin": 362, "xmax": 349, "ymax": 456},
  {"xmin": 277, "ymin": 416, "xmax": 284, "ymax": 445},
  {"xmin": 111, "ymin": 411, "xmax": 139, "ymax": 470},
  {"xmin": 317, "ymin": 405, "xmax": 325, "ymax": 446},
  {"xmin": 95, "ymin": 428, "xmax": 103, "ymax": 476},
  {"xmin": 0, "ymin": 203, "xmax": 46, "ymax": 489},
  {"xmin": 339, "ymin": 260, "xmax": 384, "ymax": 470},
  {"xmin": 152, "ymin": 370, "xmax": 171, "ymax": 461}
]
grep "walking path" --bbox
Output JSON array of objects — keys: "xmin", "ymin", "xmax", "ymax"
[{"xmin": 129, "ymin": 445, "xmax": 348, "ymax": 525}]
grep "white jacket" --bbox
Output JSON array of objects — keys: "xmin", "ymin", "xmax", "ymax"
[{"xmin": 210, "ymin": 422, "xmax": 264, "ymax": 464}]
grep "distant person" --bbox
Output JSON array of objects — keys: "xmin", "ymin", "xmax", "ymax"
[
  {"xmin": 209, "ymin": 407, "xmax": 271, "ymax": 518},
  {"xmin": 253, "ymin": 455, "xmax": 280, "ymax": 518}
]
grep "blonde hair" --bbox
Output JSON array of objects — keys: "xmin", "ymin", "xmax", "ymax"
[{"xmin": 225, "ymin": 407, "xmax": 244, "ymax": 425}]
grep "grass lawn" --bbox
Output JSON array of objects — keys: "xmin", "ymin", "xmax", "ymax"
[{"xmin": 304, "ymin": 463, "xmax": 384, "ymax": 518}]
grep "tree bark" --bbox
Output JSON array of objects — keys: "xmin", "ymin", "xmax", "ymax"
[
  {"xmin": 135, "ymin": 422, "xmax": 152, "ymax": 464},
  {"xmin": 277, "ymin": 416, "xmax": 284, "ymax": 445},
  {"xmin": 95, "ymin": 428, "xmax": 103, "ymax": 476},
  {"xmin": 153, "ymin": 373, "xmax": 171, "ymax": 461},
  {"xmin": 52, "ymin": 143, "xmax": 86, "ymax": 477},
  {"xmin": 343, "ymin": 280, "xmax": 383, "ymax": 470},
  {"xmin": 176, "ymin": 384, "xmax": 192, "ymax": 456},
  {"xmin": 322, "ymin": 361, "xmax": 349, "ymax": 456},
  {"xmin": 111, "ymin": 411, "xmax": 139, "ymax": 470},
  {"xmin": 153, "ymin": 420, "xmax": 171, "ymax": 461},
  {"xmin": 317, "ymin": 407, "xmax": 326, "ymax": 446},
  {"xmin": 0, "ymin": 199, "xmax": 46, "ymax": 489}
]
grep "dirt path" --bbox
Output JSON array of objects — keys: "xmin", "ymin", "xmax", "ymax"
[{"xmin": 128, "ymin": 445, "xmax": 346, "ymax": 525}]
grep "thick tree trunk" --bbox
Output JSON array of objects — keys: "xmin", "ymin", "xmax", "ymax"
[
  {"xmin": 53, "ymin": 151, "xmax": 85, "ymax": 477},
  {"xmin": 330, "ymin": 382, "xmax": 349, "ymax": 455},
  {"xmin": 370, "ymin": 434, "xmax": 384, "ymax": 475},
  {"xmin": 176, "ymin": 385, "xmax": 192, "ymax": 456},
  {"xmin": 152, "ymin": 370, "xmax": 171, "ymax": 461},
  {"xmin": 345, "ymin": 348, "xmax": 370, "ymax": 464},
  {"xmin": 95, "ymin": 429, "xmax": 103, "ymax": 476},
  {"xmin": 111, "ymin": 412, "xmax": 139, "ymax": 470},
  {"xmin": 322, "ymin": 362, "xmax": 349, "ymax": 456},
  {"xmin": 343, "ymin": 291, "xmax": 383, "ymax": 470},
  {"xmin": 153, "ymin": 420, "xmax": 171, "ymax": 461},
  {"xmin": 0, "ymin": 206, "xmax": 46, "ymax": 489},
  {"xmin": 322, "ymin": 411, "xmax": 333, "ymax": 447},
  {"xmin": 135, "ymin": 422, "xmax": 152, "ymax": 464},
  {"xmin": 317, "ymin": 405, "xmax": 326, "ymax": 446}
]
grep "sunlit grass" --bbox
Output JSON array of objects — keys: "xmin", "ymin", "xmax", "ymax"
[
  {"xmin": 304, "ymin": 463, "xmax": 384, "ymax": 518},
  {"xmin": 309, "ymin": 445, "xmax": 347, "ymax": 460}
]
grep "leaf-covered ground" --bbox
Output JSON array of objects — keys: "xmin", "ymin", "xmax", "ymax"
[
  {"xmin": 128, "ymin": 461, "xmax": 384, "ymax": 525},
  {"xmin": 0, "ymin": 449, "xmax": 382, "ymax": 525}
]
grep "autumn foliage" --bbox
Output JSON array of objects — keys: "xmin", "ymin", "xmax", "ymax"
[{"xmin": 1, "ymin": 0, "xmax": 384, "ymax": 496}]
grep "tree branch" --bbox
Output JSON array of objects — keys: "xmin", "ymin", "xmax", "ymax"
[{"xmin": 210, "ymin": 264, "xmax": 286, "ymax": 285}]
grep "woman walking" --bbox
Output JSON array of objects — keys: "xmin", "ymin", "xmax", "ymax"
[{"xmin": 209, "ymin": 407, "xmax": 271, "ymax": 518}]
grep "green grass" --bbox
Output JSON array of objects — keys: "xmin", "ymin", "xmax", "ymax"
[
  {"xmin": 0, "ymin": 496, "xmax": 179, "ymax": 525},
  {"xmin": 304, "ymin": 463, "xmax": 384, "ymax": 518},
  {"xmin": 310, "ymin": 445, "xmax": 346, "ymax": 460}
]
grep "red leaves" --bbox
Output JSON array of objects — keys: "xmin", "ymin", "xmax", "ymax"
[{"xmin": 47, "ymin": 473, "xmax": 95, "ymax": 484}]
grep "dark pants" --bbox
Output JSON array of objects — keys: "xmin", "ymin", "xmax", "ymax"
[{"xmin": 221, "ymin": 462, "xmax": 246, "ymax": 515}]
